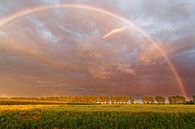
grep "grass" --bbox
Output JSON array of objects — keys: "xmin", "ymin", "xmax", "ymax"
[{"xmin": 0, "ymin": 104, "xmax": 195, "ymax": 129}]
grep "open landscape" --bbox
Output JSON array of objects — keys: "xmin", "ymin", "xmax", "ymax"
[
  {"xmin": 0, "ymin": 96, "xmax": 195, "ymax": 129},
  {"xmin": 0, "ymin": 0, "xmax": 195, "ymax": 128}
]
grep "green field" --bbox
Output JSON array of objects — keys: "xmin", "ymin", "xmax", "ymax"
[{"xmin": 0, "ymin": 104, "xmax": 195, "ymax": 129}]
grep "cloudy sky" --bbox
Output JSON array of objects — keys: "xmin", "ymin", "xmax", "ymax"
[{"xmin": 0, "ymin": 0, "xmax": 194, "ymax": 97}]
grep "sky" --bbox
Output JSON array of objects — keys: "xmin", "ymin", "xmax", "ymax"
[{"xmin": 0, "ymin": 0, "xmax": 194, "ymax": 97}]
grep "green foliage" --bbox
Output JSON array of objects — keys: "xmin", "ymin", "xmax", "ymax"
[
  {"xmin": 98, "ymin": 96, "xmax": 110, "ymax": 104},
  {"xmin": 168, "ymin": 96, "xmax": 186, "ymax": 104},
  {"xmin": 129, "ymin": 96, "xmax": 135, "ymax": 104},
  {"xmin": 111, "ymin": 96, "xmax": 128, "ymax": 104},
  {"xmin": 155, "ymin": 96, "xmax": 165, "ymax": 104},
  {"xmin": 193, "ymin": 95, "xmax": 195, "ymax": 103},
  {"xmin": 186, "ymin": 100, "xmax": 194, "ymax": 104},
  {"xmin": 1, "ymin": 96, "xmax": 194, "ymax": 105},
  {"xmin": 142, "ymin": 96, "xmax": 154, "ymax": 104}
]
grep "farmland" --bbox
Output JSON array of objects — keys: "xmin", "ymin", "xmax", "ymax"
[{"xmin": 0, "ymin": 104, "xmax": 195, "ymax": 129}]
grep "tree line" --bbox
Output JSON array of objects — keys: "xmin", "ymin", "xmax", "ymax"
[{"xmin": 0, "ymin": 95, "xmax": 194, "ymax": 105}]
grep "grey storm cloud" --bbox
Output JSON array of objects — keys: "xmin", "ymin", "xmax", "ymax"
[{"xmin": 0, "ymin": 0, "xmax": 194, "ymax": 97}]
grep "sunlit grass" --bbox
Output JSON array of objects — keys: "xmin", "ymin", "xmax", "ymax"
[
  {"xmin": 0, "ymin": 104, "xmax": 195, "ymax": 129},
  {"xmin": 0, "ymin": 104, "xmax": 195, "ymax": 113}
]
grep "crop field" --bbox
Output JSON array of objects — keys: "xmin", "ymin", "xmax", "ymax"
[{"xmin": 0, "ymin": 104, "xmax": 195, "ymax": 129}]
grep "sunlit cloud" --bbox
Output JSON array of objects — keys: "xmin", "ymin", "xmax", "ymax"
[{"xmin": 102, "ymin": 27, "xmax": 127, "ymax": 39}]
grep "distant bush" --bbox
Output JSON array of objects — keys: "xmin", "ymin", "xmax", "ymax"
[{"xmin": 186, "ymin": 100, "xmax": 194, "ymax": 105}]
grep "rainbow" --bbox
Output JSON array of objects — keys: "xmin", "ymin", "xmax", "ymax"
[{"xmin": 0, "ymin": 4, "xmax": 188, "ymax": 98}]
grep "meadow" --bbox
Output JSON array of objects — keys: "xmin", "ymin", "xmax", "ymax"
[{"xmin": 0, "ymin": 104, "xmax": 195, "ymax": 129}]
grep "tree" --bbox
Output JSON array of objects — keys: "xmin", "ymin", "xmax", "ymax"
[
  {"xmin": 111, "ymin": 96, "xmax": 120, "ymax": 104},
  {"xmin": 177, "ymin": 96, "xmax": 186, "ymax": 104},
  {"xmin": 111, "ymin": 96, "xmax": 129, "ymax": 104},
  {"xmin": 155, "ymin": 96, "xmax": 165, "ymax": 104},
  {"xmin": 129, "ymin": 97, "xmax": 135, "ymax": 104},
  {"xmin": 193, "ymin": 95, "xmax": 195, "ymax": 103},
  {"xmin": 168, "ymin": 96, "xmax": 186, "ymax": 104},
  {"xmin": 168, "ymin": 96, "xmax": 176, "ymax": 104},
  {"xmin": 142, "ymin": 96, "xmax": 154, "ymax": 104},
  {"xmin": 99, "ymin": 96, "xmax": 109, "ymax": 104}
]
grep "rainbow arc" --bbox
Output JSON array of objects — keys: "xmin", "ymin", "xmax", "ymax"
[{"xmin": 0, "ymin": 4, "xmax": 188, "ymax": 98}]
